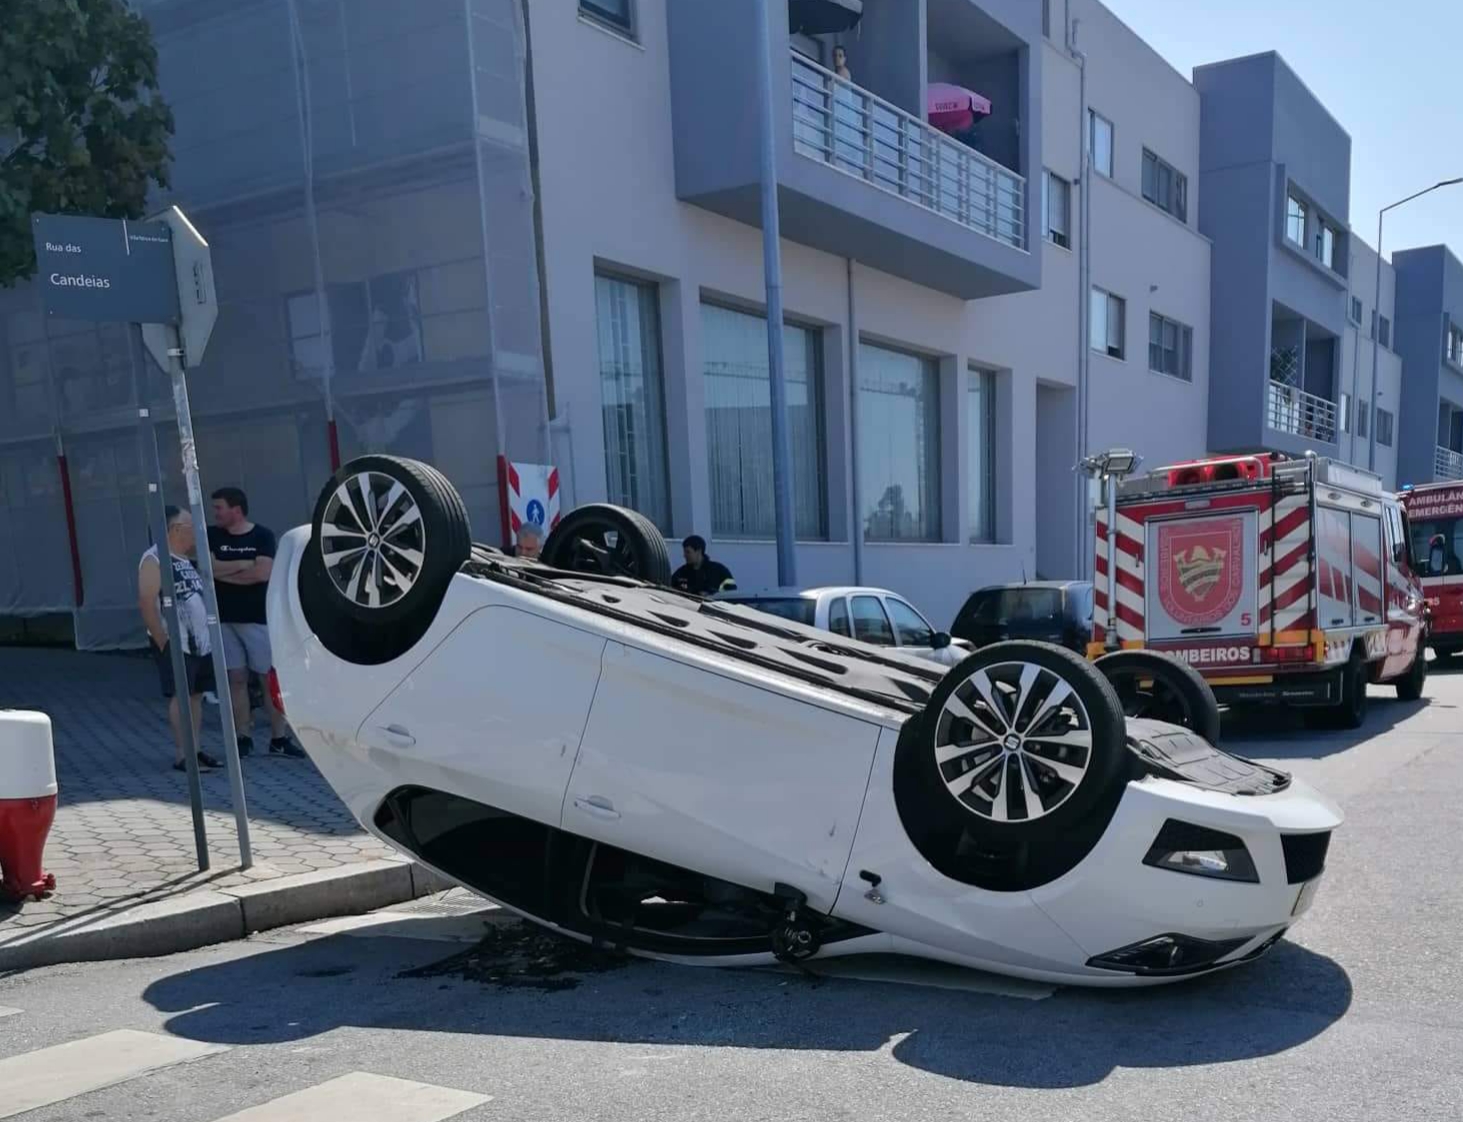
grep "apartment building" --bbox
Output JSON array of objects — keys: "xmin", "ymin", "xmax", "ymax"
[
  {"xmin": 1394, "ymin": 245, "xmax": 1463, "ymax": 485},
  {"xmin": 1192, "ymin": 52, "xmax": 1402, "ymax": 490},
  {"xmin": 538, "ymin": 0, "xmax": 1208, "ymax": 623},
  {"xmin": 0, "ymin": 0, "xmax": 1443, "ymax": 646}
]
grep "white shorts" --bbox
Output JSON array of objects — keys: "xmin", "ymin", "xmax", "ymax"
[{"xmin": 220, "ymin": 622, "xmax": 272, "ymax": 675}]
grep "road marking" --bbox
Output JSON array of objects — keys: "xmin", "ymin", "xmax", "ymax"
[
  {"xmin": 0, "ymin": 1008, "xmax": 19, "ymax": 1019},
  {"xmin": 209, "ymin": 1072, "xmax": 489, "ymax": 1121},
  {"xmin": 0, "ymin": 1029, "xmax": 225, "ymax": 1118}
]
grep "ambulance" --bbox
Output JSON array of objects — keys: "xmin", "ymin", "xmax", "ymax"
[
  {"xmin": 1398, "ymin": 481, "xmax": 1463, "ymax": 660},
  {"xmin": 1090, "ymin": 452, "xmax": 1427, "ymax": 727}
]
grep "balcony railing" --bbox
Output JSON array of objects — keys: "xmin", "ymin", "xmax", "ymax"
[
  {"xmin": 1267, "ymin": 381, "xmax": 1337, "ymax": 444},
  {"xmin": 1436, "ymin": 446, "xmax": 1463, "ymax": 481},
  {"xmin": 790, "ymin": 53, "xmax": 1025, "ymax": 250}
]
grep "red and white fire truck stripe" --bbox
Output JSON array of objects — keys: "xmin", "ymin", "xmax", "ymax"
[
  {"xmin": 1260, "ymin": 494, "xmax": 1312, "ymax": 634},
  {"xmin": 1093, "ymin": 508, "xmax": 1145, "ymax": 643}
]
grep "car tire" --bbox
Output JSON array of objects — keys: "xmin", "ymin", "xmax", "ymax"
[
  {"xmin": 300, "ymin": 455, "xmax": 471, "ymax": 666},
  {"xmin": 1396, "ymin": 642, "xmax": 1427, "ymax": 701},
  {"xmin": 541, "ymin": 504, "xmax": 672, "ymax": 586},
  {"xmin": 1093, "ymin": 650, "xmax": 1223, "ymax": 743},
  {"xmin": 894, "ymin": 642, "xmax": 1131, "ymax": 890}
]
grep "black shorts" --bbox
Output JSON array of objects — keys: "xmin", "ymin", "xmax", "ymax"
[{"xmin": 153, "ymin": 644, "xmax": 216, "ymax": 699}]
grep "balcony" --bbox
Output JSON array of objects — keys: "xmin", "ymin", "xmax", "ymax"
[
  {"xmin": 665, "ymin": 1, "xmax": 1040, "ymax": 300},
  {"xmin": 1267, "ymin": 381, "xmax": 1337, "ymax": 444},
  {"xmin": 1436, "ymin": 446, "xmax": 1463, "ymax": 481},
  {"xmin": 790, "ymin": 55, "xmax": 1024, "ymax": 250}
]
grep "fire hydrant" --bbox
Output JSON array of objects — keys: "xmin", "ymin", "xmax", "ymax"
[{"xmin": 0, "ymin": 710, "xmax": 57, "ymax": 902}]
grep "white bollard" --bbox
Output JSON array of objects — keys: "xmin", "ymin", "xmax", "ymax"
[{"xmin": 0, "ymin": 710, "xmax": 58, "ymax": 901}]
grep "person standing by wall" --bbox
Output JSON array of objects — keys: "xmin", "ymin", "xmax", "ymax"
[
  {"xmin": 137, "ymin": 507, "xmax": 223, "ymax": 773},
  {"xmin": 208, "ymin": 487, "xmax": 305, "ymax": 758},
  {"xmin": 671, "ymin": 535, "xmax": 735, "ymax": 595}
]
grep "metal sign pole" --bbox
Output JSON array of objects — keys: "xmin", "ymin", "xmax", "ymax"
[
  {"xmin": 129, "ymin": 325, "xmax": 209, "ymax": 871},
  {"xmin": 163, "ymin": 326, "xmax": 252, "ymax": 868}
]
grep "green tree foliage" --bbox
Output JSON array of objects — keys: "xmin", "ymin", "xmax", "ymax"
[{"xmin": 0, "ymin": 0, "xmax": 174, "ymax": 285}]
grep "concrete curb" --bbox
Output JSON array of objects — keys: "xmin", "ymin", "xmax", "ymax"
[{"xmin": 0, "ymin": 859, "xmax": 450, "ymax": 973}]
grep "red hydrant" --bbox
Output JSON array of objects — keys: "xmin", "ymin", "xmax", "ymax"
[{"xmin": 0, "ymin": 710, "xmax": 57, "ymax": 902}]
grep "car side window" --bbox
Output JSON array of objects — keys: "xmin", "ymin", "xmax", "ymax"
[
  {"xmin": 884, "ymin": 597, "xmax": 934, "ymax": 647},
  {"xmin": 827, "ymin": 596, "xmax": 851, "ymax": 637},
  {"xmin": 850, "ymin": 595, "xmax": 895, "ymax": 645}
]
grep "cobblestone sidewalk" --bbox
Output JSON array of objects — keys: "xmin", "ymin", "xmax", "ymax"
[{"xmin": 0, "ymin": 647, "xmax": 394, "ymax": 933}]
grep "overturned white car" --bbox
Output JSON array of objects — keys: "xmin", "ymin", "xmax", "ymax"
[{"xmin": 267, "ymin": 456, "xmax": 1341, "ymax": 986}]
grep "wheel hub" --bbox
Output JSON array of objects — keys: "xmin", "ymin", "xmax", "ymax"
[
  {"xmin": 319, "ymin": 471, "xmax": 427, "ymax": 610},
  {"xmin": 931, "ymin": 660, "xmax": 1094, "ymax": 823}
]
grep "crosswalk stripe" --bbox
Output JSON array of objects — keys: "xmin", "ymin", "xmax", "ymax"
[
  {"xmin": 0, "ymin": 1008, "xmax": 19, "ymax": 1019},
  {"xmin": 0, "ymin": 1029, "xmax": 225, "ymax": 1118},
  {"xmin": 208, "ymin": 1072, "xmax": 490, "ymax": 1121}
]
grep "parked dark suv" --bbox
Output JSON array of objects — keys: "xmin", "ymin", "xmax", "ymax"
[{"xmin": 951, "ymin": 581, "xmax": 1094, "ymax": 654}]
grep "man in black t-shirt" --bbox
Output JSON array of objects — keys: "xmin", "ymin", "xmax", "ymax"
[
  {"xmin": 671, "ymin": 535, "xmax": 735, "ymax": 596},
  {"xmin": 209, "ymin": 487, "xmax": 304, "ymax": 758}
]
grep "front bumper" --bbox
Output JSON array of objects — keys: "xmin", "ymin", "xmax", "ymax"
[{"xmin": 1029, "ymin": 775, "xmax": 1341, "ymax": 978}]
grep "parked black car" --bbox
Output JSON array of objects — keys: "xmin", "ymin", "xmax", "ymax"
[{"xmin": 951, "ymin": 581, "xmax": 1094, "ymax": 654}]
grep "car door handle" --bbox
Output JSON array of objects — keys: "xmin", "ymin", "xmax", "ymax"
[
  {"xmin": 573, "ymin": 796, "xmax": 620, "ymax": 821},
  {"xmin": 376, "ymin": 724, "xmax": 416, "ymax": 747}
]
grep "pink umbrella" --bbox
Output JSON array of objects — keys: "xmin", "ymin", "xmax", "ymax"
[{"xmin": 927, "ymin": 83, "xmax": 992, "ymax": 133}]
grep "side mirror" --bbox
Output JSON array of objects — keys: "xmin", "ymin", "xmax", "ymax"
[
  {"xmin": 1430, "ymin": 544, "xmax": 1447, "ymax": 576},
  {"xmin": 931, "ymin": 631, "xmax": 952, "ymax": 650}
]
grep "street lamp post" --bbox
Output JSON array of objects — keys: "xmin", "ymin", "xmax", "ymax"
[{"xmin": 1367, "ymin": 177, "xmax": 1463, "ymax": 472}]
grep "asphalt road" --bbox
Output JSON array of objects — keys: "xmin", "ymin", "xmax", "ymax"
[{"xmin": 3, "ymin": 665, "xmax": 1462, "ymax": 1121}]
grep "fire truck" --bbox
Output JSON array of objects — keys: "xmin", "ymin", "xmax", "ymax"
[
  {"xmin": 1398, "ymin": 481, "xmax": 1463, "ymax": 659},
  {"xmin": 1090, "ymin": 452, "xmax": 1427, "ymax": 727}
]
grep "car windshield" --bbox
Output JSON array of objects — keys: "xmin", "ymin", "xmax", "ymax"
[
  {"xmin": 965, "ymin": 588, "xmax": 1064, "ymax": 625},
  {"xmin": 736, "ymin": 597, "xmax": 818, "ymax": 626},
  {"xmin": 1410, "ymin": 516, "xmax": 1463, "ymax": 576}
]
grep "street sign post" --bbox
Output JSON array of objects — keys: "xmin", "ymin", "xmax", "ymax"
[
  {"xmin": 31, "ymin": 214, "xmax": 180, "ymax": 324},
  {"xmin": 30, "ymin": 208, "xmax": 246, "ymax": 871}
]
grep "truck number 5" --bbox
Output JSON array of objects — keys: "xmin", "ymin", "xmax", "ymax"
[{"xmin": 1240, "ymin": 612, "xmax": 1252, "ymax": 627}]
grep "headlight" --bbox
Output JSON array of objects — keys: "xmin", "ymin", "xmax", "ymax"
[{"xmin": 1143, "ymin": 819, "xmax": 1259, "ymax": 883}]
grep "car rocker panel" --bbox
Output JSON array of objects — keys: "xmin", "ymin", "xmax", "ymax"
[{"xmin": 270, "ymin": 456, "xmax": 1343, "ymax": 987}]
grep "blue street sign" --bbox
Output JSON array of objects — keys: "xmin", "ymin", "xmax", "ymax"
[{"xmin": 31, "ymin": 213, "xmax": 181, "ymax": 324}]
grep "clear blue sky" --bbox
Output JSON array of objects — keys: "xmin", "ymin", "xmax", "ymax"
[{"xmin": 1102, "ymin": 0, "xmax": 1463, "ymax": 263}]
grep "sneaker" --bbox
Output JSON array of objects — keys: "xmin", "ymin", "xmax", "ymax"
[
  {"xmin": 203, "ymin": 691, "xmax": 219, "ymax": 706},
  {"xmin": 270, "ymin": 736, "xmax": 307, "ymax": 759},
  {"xmin": 173, "ymin": 752, "xmax": 223, "ymax": 772},
  {"xmin": 237, "ymin": 737, "xmax": 253, "ymax": 758}
]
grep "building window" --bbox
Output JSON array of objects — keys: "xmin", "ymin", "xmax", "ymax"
[
  {"xmin": 1043, "ymin": 171, "xmax": 1071, "ymax": 249},
  {"xmin": 1449, "ymin": 324, "xmax": 1463, "ymax": 366},
  {"xmin": 1317, "ymin": 223, "xmax": 1337, "ymax": 269},
  {"xmin": 580, "ymin": 0, "xmax": 634, "ymax": 36},
  {"xmin": 1350, "ymin": 296, "xmax": 1363, "ymax": 325},
  {"xmin": 1378, "ymin": 408, "xmax": 1395, "ymax": 448},
  {"xmin": 968, "ymin": 368, "xmax": 996, "ymax": 542},
  {"xmin": 1357, "ymin": 401, "xmax": 1370, "ymax": 440},
  {"xmin": 1286, "ymin": 193, "xmax": 1307, "ymax": 246},
  {"xmin": 1141, "ymin": 149, "xmax": 1187, "ymax": 223},
  {"xmin": 1042, "ymin": 0, "xmax": 1051, "ymax": 38},
  {"xmin": 1147, "ymin": 312, "xmax": 1193, "ymax": 380},
  {"xmin": 1090, "ymin": 287, "xmax": 1126, "ymax": 359},
  {"xmin": 858, "ymin": 343, "xmax": 941, "ymax": 542},
  {"xmin": 702, "ymin": 303, "xmax": 827, "ymax": 539},
  {"xmin": 1088, "ymin": 110, "xmax": 1114, "ymax": 177},
  {"xmin": 595, "ymin": 274, "xmax": 671, "ymax": 531},
  {"xmin": 1379, "ymin": 315, "xmax": 1391, "ymax": 348},
  {"xmin": 1340, "ymin": 391, "xmax": 1352, "ymax": 434}
]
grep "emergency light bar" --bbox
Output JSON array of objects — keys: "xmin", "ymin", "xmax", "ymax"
[{"xmin": 1163, "ymin": 454, "xmax": 1280, "ymax": 488}]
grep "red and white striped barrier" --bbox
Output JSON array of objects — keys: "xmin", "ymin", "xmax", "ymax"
[
  {"xmin": 497, "ymin": 457, "xmax": 562, "ymax": 552},
  {"xmin": 0, "ymin": 710, "xmax": 57, "ymax": 902}
]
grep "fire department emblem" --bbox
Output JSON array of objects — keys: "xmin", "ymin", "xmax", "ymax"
[{"xmin": 1157, "ymin": 517, "xmax": 1245, "ymax": 627}]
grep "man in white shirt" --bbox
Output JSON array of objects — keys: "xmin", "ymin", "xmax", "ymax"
[{"xmin": 138, "ymin": 506, "xmax": 223, "ymax": 773}]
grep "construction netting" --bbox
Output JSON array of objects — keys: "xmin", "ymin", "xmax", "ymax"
[{"xmin": 0, "ymin": 0, "xmax": 550, "ymax": 649}]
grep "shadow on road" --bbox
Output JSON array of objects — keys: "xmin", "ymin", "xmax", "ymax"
[
  {"xmin": 1222, "ymin": 694, "xmax": 1431, "ymax": 758},
  {"xmin": 143, "ymin": 926, "xmax": 1352, "ymax": 1090}
]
